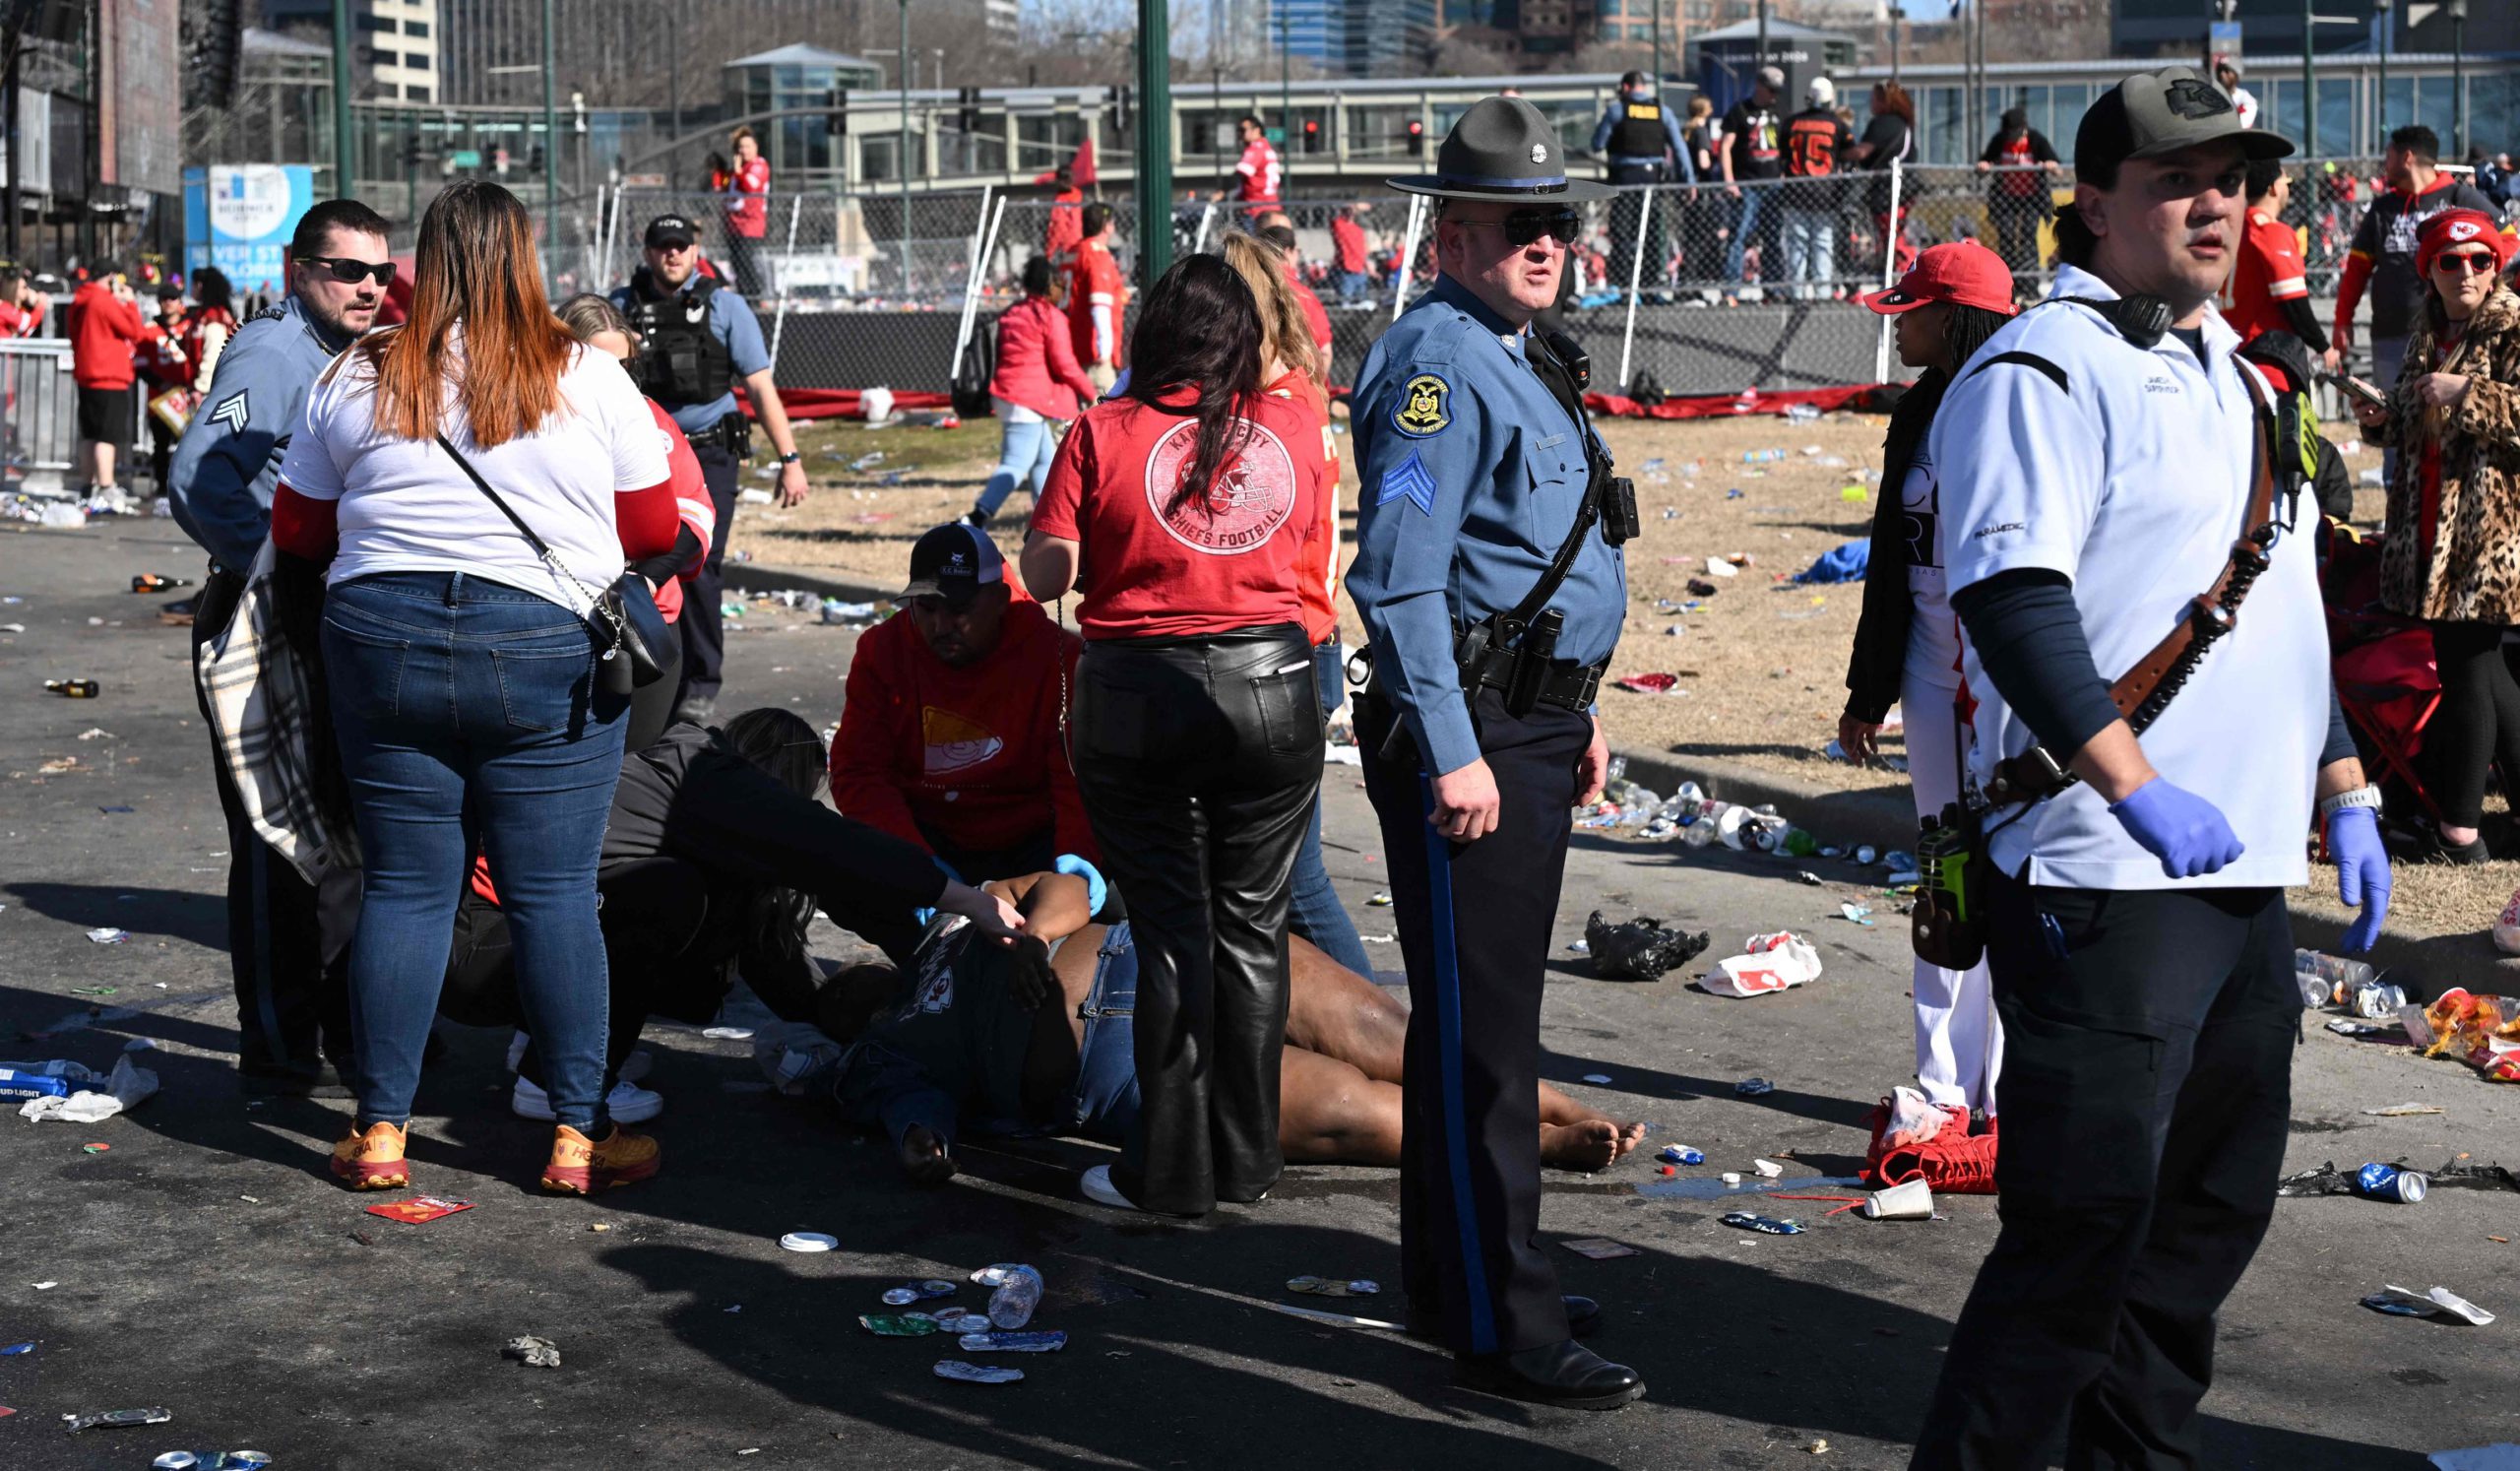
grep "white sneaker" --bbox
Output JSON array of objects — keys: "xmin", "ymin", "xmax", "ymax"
[
  {"xmin": 512, "ymin": 1075, "xmax": 663, "ymax": 1124},
  {"xmin": 507, "ymin": 1030, "xmax": 650, "ymax": 1084}
]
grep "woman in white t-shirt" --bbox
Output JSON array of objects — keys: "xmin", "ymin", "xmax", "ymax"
[
  {"xmin": 271, "ymin": 181, "xmax": 676, "ymax": 1197},
  {"xmin": 1840, "ymin": 243, "xmax": 2018, "ymax": 1132}
]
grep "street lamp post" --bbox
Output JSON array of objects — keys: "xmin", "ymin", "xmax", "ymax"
[
  {"xmin": 900, "ymin": 0, "xmax": 913, "ymax": 297},
  {"xmin": 332, "ymin": 0, "xmax": 355, "ymax": 198},
  {"xmin": 1279, "ymin": 4, "xmax": 1291, "ymax": 146},
  {"xmin": 542, "ymin": 0, "xmax": 559, "ymax": 280},
  {"xmin": 2300, "ymin": 0, "xmax": 2313, "ymax": 146},
  {"xmin": 1890, "ymin": 5, "xmax": 1904, "ymax": 87},
  {"xmin": 1137, "ymin": 0, "xmax": 1174, "ymax": 283},
  {"xmin": 2450, "ymin": 0, "xmax": 2468, "ymax": 157},
  {"xmin": 2374, "ymin": 0, "xmax": 2391, "ymax": 147}
]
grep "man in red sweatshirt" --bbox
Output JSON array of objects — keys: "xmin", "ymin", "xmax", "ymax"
[
  {"xmin": 68, "ymin": 260, "xmax": 146, "ymax": 496},
  {"xmin": 832, "ymin": 523, "xmax": 1102, "ymax": 889}
]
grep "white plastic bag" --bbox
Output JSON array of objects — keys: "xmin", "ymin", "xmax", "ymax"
[
  {"xmin": 860, "ymin": 385, "xmax": 896, "ymax": 425},
  {"xmin": 1701, "ymin": 931, "xmax": 1823, "ymax": 998},
  {"xmin": 18, "ymin": 1055, "xmax": 158, "ymax": 1122}
]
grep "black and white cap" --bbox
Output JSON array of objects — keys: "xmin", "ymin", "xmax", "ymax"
[{"xmin": 898, "ymin": 523, "xmax": 1006, "ymax": 606}]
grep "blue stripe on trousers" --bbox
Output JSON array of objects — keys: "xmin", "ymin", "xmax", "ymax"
[{"xmin": 1419, "ymin": 772, "xmax": 1497, "ymax": 1357}]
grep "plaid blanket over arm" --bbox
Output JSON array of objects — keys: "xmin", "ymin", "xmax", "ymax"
[{"xmin": 195, "ymin": 542, "xmax": 360, "ymax": 885}]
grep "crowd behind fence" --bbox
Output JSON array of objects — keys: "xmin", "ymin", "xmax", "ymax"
[{"xmin": 572, "ymin": 159, "xmax": 2412, "ymax": 400}]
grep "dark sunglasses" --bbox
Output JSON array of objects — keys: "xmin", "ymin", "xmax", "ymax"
[
  {"xmin": 1466, "ymin": 209, "xmax": 1583, "ymax": 248},
  {"xmin": 2433, "ymin": 250, "xmax": 2499, "ymax": 276},
  {"xmin": 297, "ymin": 255, "xmax": 397, "ymax": 286}
]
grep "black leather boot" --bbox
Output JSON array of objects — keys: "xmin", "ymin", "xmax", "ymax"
[{"xmin": 1455, "ymin": 1339, "xmax": 1645, "ymax": 1410}]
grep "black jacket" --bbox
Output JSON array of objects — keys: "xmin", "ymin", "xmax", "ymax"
[{"xmin": 1843, "ymin": 372, "xmax": 1949, "ymax": 724}]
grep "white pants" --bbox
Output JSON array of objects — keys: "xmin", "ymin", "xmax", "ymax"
[{"xmin": 1903, "ymin": 671, "xmax": 2002, "ymax": 1114}]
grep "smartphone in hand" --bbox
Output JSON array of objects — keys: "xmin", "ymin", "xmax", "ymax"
[{"xmin": 2324, "ymin": 372, "xmax": 2387, "ymax": 410}]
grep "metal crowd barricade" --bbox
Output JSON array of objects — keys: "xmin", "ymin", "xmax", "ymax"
[{"xmin": 0, "ymin": 338, "xmax": 79, "ymax": 494}]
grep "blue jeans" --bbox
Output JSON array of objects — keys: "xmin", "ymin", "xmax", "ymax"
[
  {"xmin": 1727, "ymin": 188, "xmax": 1768, "ymax": 284},
  {"xmin": 1287, "ymin": 640, "xmax": 1373, "ymax": 977},
  {"xmin": 322, "ymin": 572, "xmax": 627, "ymax": 1130},
  {"xmin": 974, "ymin": 410, "xmax": 1057, "ymax": 520},
  {"xmin": 1780, "ymin": 208, "xmax": 1836, "ymax": 297},
  {"xmin": 1066, "ymin": 923, "xmax": 1143, "ymax": 1136},
  {"xmin": 1336, "ymin": 270, "xmax": 1372, "ymax": 302}
]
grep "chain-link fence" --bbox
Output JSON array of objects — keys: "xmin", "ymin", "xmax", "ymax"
[{"xmin": 562, "ymin": 158, "xmax": 2407, "ymax": 400}]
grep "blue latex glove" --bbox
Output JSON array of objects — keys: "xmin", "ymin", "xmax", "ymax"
[
  {"xmin": 2109, "ymin": 778, "xmax": 2245, "ymax": 879},
  {"xmin": 1054, "ymin": 854, "xmax": 1109, "ymax": 919},
  {"xmin": 2327, "ymin": 806, "xmax": 2392, "ymax": 953}
]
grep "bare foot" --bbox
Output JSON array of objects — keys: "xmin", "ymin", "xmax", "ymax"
[
  {"xmin": 899, "ymin": 1124, "xmax": 958, "ymax": 1186},
  {"xmin": 1541, "ymin": 1119, "xmax": 1624, "ymax": 1172},
  {"xmin": 1609, "ymin": 1121, "xmax": 1648, "ymax": 1162}
]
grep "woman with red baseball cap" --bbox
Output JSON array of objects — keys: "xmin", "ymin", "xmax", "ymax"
[
  {"xmin": 1840, "ymin": 241, "xmax": 2019, "ymax": 1135},
  {"xmin": 2356, "ymin": 206, "xmax": 2520, "ymax": 864}
]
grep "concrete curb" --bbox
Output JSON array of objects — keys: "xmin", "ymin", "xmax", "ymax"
[
  {"xmin": 727, "ymin": 563, "xmax": 902, "ymax": 607},
  {"xmin": 1611, "ymin": 747, "xmax": 1920, "ymax": 853}
]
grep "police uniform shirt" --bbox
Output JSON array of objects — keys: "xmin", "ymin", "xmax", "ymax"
[
  {"xmin": 1933, "ymin": 263, "xmax": 2326, "ymax": 891},
  {"xmin": 166, "ymin": 295, "xmax": 354, "ymax": 574},
  {"xmin": 1346, "ymin": 275, "xmax": 1626, "ymax": 776},
  {"xmin": 1591, "ymin": 96, "xmax": 1696, "ymax": 179},
  {"xmin": 608, "ymin": 275, "xmax": 773, "ymax": 437}
]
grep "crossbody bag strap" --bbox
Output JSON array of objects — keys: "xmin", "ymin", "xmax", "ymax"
[
  {"xmin": 432, "ymin": 432, "xmax": 604, "ymax": 624},
  {"xmin": 1984, "ymin": 361, "xmax": 2285, "ymax": 806},
  {"xmin": 1499, "ymin": 337, "xmax": 1606, "ymax": 635}
]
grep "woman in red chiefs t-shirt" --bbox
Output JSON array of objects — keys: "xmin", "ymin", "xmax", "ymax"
[{"xmin": 1022, "ymin": 253, "xmax": 1327, "ymax": 1219}]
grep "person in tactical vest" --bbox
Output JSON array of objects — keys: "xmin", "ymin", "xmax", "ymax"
[{"xmin": 611, "ymin": 213, "xmax": 811, "ymax": 725}]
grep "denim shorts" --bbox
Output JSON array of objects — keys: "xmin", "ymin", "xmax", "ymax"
[{"xmin": 1065, "ymin": 921, "xmax": 1141, "ymax": 1138}]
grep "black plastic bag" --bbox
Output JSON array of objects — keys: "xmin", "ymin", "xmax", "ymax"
[{"xmin": 1585, "ymin": 910, "xmax": 1710, "ymax": 982}]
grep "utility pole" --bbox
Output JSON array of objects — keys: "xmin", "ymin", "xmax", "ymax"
[
  {"xmin": 1652, "ymin": 0, "xmax": 1664, "ymax": 90},
  {"xmin": 333, "ymin": 0, "xmax": 356, "ymax": 199},
  {"xmin": 1279, "ymin": 2, "xmax": 1290, "ymax": 145},
  {"xmin": 1756, "ymin": 0, "xmax": 1769, "ymax": 85},
  {"xmin": 900, "ymin": 0, "xmax": 912, "ymax": 296},
  {"xmin": 2300, "ymin": 0, "xmax": 2313, "ymax": 144},
  {"xmin": 1889, "ymin": 5, "xmax": 1903, "ymax": 87},
  {"xmin": 542, "ymin": 0, "xmax": 559, "ymax": 279},
  {"xmin": 1137, "ymin": 0, "xmax": 1173, "ymax": 284}
]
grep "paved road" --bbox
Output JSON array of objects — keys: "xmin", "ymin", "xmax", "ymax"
[{"xmin": 1, "ymin": 516, "xmax": 2511, "ymax": 1468}]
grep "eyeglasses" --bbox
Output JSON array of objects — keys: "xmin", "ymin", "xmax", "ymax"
[
  {"xmin": 1463, "ymin": 209, "xmax": 1583, "ymax": 248},
  {"xmin": 296, "ymin": 256, "xmax": 397, "ymax": 286},
  {"xmin": 2433, "ymin": 250, "xmax": 2499, "ymax": 276}
]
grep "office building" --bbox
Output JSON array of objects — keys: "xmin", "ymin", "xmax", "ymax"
[{"xmin": 264, "ymin": 0, "xmax": 440, "ymax": 102}]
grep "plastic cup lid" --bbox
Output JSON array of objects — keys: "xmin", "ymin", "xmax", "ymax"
[{"xmin": 779, "ymin": 1231, "xmax": 839, "ymax": 1252}]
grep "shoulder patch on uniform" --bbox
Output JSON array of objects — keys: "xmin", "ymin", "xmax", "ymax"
[
  {"xmin": 208, "ymin": 391, "xmax": 251, "ymax": 433},
  {"xmin": 1392, "ymin": 372, "xmax": 1452, "ymax": 438},
  {"xmin": 1376, "ymin": 450, "xmax": 1438, "ymax": 514}
]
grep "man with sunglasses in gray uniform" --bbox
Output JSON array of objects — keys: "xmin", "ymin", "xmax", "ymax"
[
  {"xmin": 1348, "ymin": 96, "xmax": 1639, "ymax": 1412},
  {"xmin": 168, "ymin": 197, "xmax": 395, "ymax": 1097}
]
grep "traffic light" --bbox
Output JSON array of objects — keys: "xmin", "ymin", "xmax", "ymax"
[
  {"xmin": 1302, "ymin": 117, "xmax": 1321, "ymax": 154},
  {"xmin": 1406, "ymin": 119, "xmax": 1424, "ymax": 156},
  {"xmin": 958, "ymin": 86, "xmax": 981, "ymax": 135},
  {"xmin": 829, "ymin": 87, "xmax": 849, "ymax": 136},
  {"xmin": 528, "ymin": 143, "xmax": 545, "ymax": 173}
]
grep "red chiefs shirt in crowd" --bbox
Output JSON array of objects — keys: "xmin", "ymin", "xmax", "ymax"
[
  {"xmin": 645, "ymin": 398, "xmax": 712, "ymax": 624},
  {"xmin": 1268, "ymin": 369, "xmax": 1342, "ymax": 647},
  {"xmin": 1067, "ymin": 235, "xmax": 1129, "ymax": 368},
  {"xmin": 725, "ymin": 155, "xmax": 770, "ymax": 240},
  {"xmin": 991, "ymin": 294, "xmax": 1099, "ymax": 420},
  {"xmin": 829, "ymin": 598, "xmax": 1097, "ymax": 863},
  {"xmin": 67, "ymin": 282, "xmax": 144, "ymax": 388},
  {"xmin": 1332, "ymin": 215, "xmax": 1369, "ymax": 275},
  {"xmin": 0, "ymin": 294, "xmax": 46, "ymax": 339},
  {"xmin": 1045, "ymin": 186, "xmax": 1084, "ymax": 267},
  {"xmin": 1286, "ymin": 263, "xmax": 1333, "ymax": 367},
  {"xmin": 1035, "ymin": 388, "xmax": 1325, "ymax": 640},
  {"xmin": 2225, "ymin": 209, "xmax": 2311, "ymax": 345},
  {"xmin": 1237, "ymin": 137, "xmax": 1283, "ymax": 207},
  {"xmin": 132, "ymin": 316, "xmax": 191, "ymax": 393}
]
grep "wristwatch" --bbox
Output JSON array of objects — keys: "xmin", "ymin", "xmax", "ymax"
[
  {"xmin": 777, "ymin": 450, "xmax": 801, "ymax": 466},
  {"xmin": 2315, "ymin": 785, "xmax": 2382, "ymax": 820}
]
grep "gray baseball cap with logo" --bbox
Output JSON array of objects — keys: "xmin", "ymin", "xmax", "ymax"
[{"xmin": 2076, "ymin": 65, "xmax": 2294, "ymax": 174}]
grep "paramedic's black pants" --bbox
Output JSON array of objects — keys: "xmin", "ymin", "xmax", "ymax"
[{"xmin": 1912, "ymin": 869, "xmax": 2298, "ymax": 1471}]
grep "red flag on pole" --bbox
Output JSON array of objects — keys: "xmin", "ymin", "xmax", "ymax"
[{"xmin": 1071, "ymin": 136, "xmax": 1098, "ymax": 189}]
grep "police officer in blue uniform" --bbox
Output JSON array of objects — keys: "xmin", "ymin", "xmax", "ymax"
[
  {"xmin": 1348, "ymin": 97, "xmax": 1643, "ymax": 1411},
  {"xmin": 1591, "ymin": 71, "xmax": 1696, "ymax": 298},
  {"xmin": 611, "ymin": 214, "xmax": 812, "ymax": 725},
  {"xmin": 167, "ymin": 197, "xmax": 394, "ymax": 1096}
]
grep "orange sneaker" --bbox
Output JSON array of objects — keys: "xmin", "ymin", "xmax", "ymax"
[
  {"xmin": 540, "ymin": 1122, "xmax": 661, "ymax": 1194},
  {"xmin": 330, "ymin": 1120, "xmax": 410, "ymax": 1190}
]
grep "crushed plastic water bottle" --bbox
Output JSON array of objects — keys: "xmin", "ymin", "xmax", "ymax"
[
  {"xmin": 973, "ymin": 1263, "xmax": 1042, "ymax": 1329},
  {"xmin": 850, "ymin": 451, "xmax": 887, "ymax": 471},
  {"xmin": 1784, "ymin": 403, "xmax": 1822, "ymax": 423}
]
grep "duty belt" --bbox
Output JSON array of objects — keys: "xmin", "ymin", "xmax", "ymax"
[{"xmin": 1462, "ymin": 640, "xmax": 1605, "ymax": 715}]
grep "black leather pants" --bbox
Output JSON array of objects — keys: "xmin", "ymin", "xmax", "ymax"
[{"xmin": 1070, "ymin": 623, "xmax": 1323, "ymax": 1215}]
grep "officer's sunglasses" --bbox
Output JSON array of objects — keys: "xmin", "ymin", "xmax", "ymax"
[
  {"xmin": 1462, "ymin": 208, "xmax": 1583, "ymax": 248},
  {"xmin": 296, "ymin": 255, "xmax": 398, "ymax": 286},
  {"xmin": 2433, "ymin": 249, "xmax": 2499, "ymax": 276}
]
